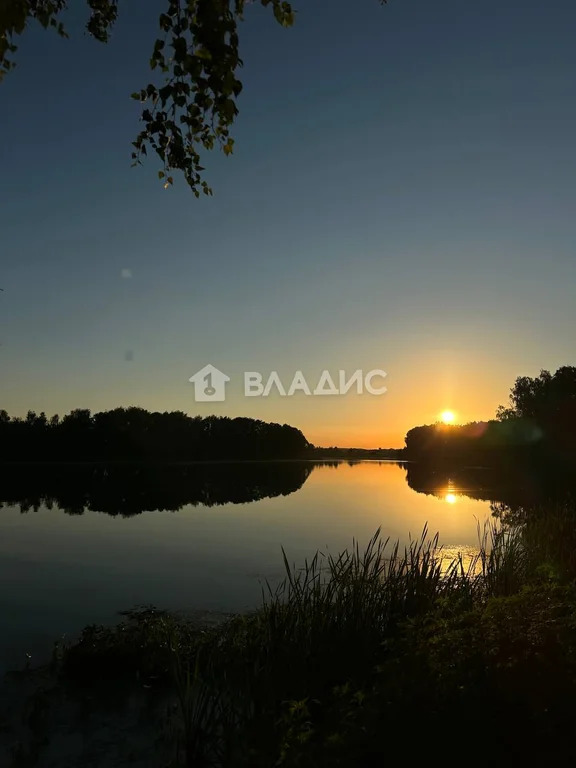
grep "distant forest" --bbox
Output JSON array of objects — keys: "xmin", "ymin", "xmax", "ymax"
[
  {"xmin": 0, "ymin": 408, "xmax": 311, "ymax": 462},
  {"xmin": 404, "ymin": 366, "xmax": 576, "ymax": 465}
]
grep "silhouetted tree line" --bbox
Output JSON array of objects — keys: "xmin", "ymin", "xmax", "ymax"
[
  {"xmin": 404, "ymin": 420, "xmax": 541, "ymax": 464},
  {"xmin": 405, "ymin": 366, "xmax": 576, "ymax": 466},
  {"xmin": 307, "ymin": 446, "xmax": 405, "ymax": 460},
  {"xmin": 0, "ymin": 462, "xmax": 315, "ymax": 516},
  {"xmin": 0, "ymin": 408, "xmax": 311, "ymax": 462}
]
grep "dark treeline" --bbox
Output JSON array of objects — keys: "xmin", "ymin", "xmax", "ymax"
[
  {"xmin": 405, "ymin": 419, "xmax": 543, "ymax": 464},
  {"xmin": 405, "ymin": 366, "xmax": 576, "ymax": 466},
  {"xmin": 0, "ymin": 408, "xmax": 311, "ymax": 462},
  {"xmin": 307, "ymin": 446, "xmax": 405, "ymax": 460},
  {"xmin": 0, "ymin": 462, "xmax": 315, "ymax": 516}
]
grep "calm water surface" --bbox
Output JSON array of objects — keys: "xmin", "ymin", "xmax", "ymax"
[{"xmin": 0, "ymin": 461, "xmax": 493, "ymax": 671}]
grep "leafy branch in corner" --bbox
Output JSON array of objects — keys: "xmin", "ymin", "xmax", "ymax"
[{"xmin": 0, "ymin": 1, "xmax": 388, "ymax": 194}]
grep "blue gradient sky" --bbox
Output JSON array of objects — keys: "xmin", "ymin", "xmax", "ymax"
[{"xmin": 1, "ymin": 0, "xmax": 575, "ymax": 447}]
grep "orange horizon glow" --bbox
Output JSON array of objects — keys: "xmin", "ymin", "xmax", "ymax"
[
  {"xmin": 12, "ymin": 355, "xmax": 508, "ymax": 451},
  {"xmin": 261, "ymin": 360, "xmax": 505, "ymax": 449}
]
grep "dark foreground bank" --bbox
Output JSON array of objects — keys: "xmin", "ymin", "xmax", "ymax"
[{"xmin": 3, "ymin": 503, "xmax": 576, "ymax": 766}]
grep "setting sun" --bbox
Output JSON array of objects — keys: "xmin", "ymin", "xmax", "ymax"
[{"xmin": 440, "ymin": 410, "xmax": 456, "ymax": 424}]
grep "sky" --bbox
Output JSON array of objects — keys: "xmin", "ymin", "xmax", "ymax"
[{"xmin": 1, "ymin": 0, "xmax": 575, "ymax": 448}]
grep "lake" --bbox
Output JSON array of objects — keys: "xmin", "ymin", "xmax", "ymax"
[{"xmin": 0, "ymin": 460, "xmax": 508, "ymax": 672}]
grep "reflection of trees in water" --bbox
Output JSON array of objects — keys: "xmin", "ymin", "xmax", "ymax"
[
  {"xmin": 0, "ymin": 462, "xmax": 316, "ymax": 517},
  {"xmin": 0, "ymin": 459, "xmax": 407, "ymax": 517},
  {"xmin": 406, "ymin": 460, "xmax": 576, "ymax": 512},
  {"xmin": 303, "ymin": 460, "xmax": 405, "ymax": 470},
  {"xmin": 407, "ymin": 461, "xmax": 576, "ymax": 578},
  {"xmin": 491, "ymin": 497, "xmax": 576, "ymax": 581}
]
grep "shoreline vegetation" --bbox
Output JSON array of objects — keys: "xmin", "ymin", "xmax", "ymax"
[
  {"xmin": 4, "ymin": 510, "xmax": 576, "ymax": 766},
  {"xmin": 0, "ymin": 411, "xmax": 311, "ymax": 463},
  {"xmin": 404, "ymin": 367, "xmax": 576, "ymax": 468}
]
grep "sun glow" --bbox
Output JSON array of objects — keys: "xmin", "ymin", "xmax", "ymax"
[
  {"xmin": 444, "ymin": 492, "xmax": 457, "ymax": 504},
  {"xmin": 440, "ymin": 410, "xmax": 456, "ymax": 424}
]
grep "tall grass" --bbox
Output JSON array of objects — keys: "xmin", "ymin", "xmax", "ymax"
[
  {"xmin": 476, "ymin": 520, "xmax": 527, "ymax": 596},
  {"xmin": 185, "ymin": 521, "xmax": 531, "ymax": 755},
  {"xmin": 259, "ymin": 520, "xmax": 526, "ymax": 650}
]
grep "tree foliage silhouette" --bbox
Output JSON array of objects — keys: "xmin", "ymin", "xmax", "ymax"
[
  {"xmin": 405, "ymin": 366, "xmax": 576, "ymax": 465},
  {"xmin": 0, "ymin": 406, "xmax": 310, "ymax": 461},
  {"xmin": 497, "ymin": 366, "xmax": 576, "ymax": 453},
  {"xmin": 0, "ymin": 1, "xmax": 387, "ymax": 194}
]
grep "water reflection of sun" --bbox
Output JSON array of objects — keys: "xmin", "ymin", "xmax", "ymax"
[
  {"xmin": 440, "ymin": 546, "xmax": 483, "ymax": 577},
  {"xmin": 443, "ymin": 478, "xmax": 458, "ymax": 504}
]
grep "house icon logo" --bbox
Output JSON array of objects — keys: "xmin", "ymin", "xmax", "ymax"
[{"xmin": 189, "ymin": 364, "xmax": 230, "ymax": 402}]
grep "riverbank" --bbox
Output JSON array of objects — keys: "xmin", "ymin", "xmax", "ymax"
[{"xmin": 4, "ymin": 507, "xmax": 576, "ymax": 766}]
